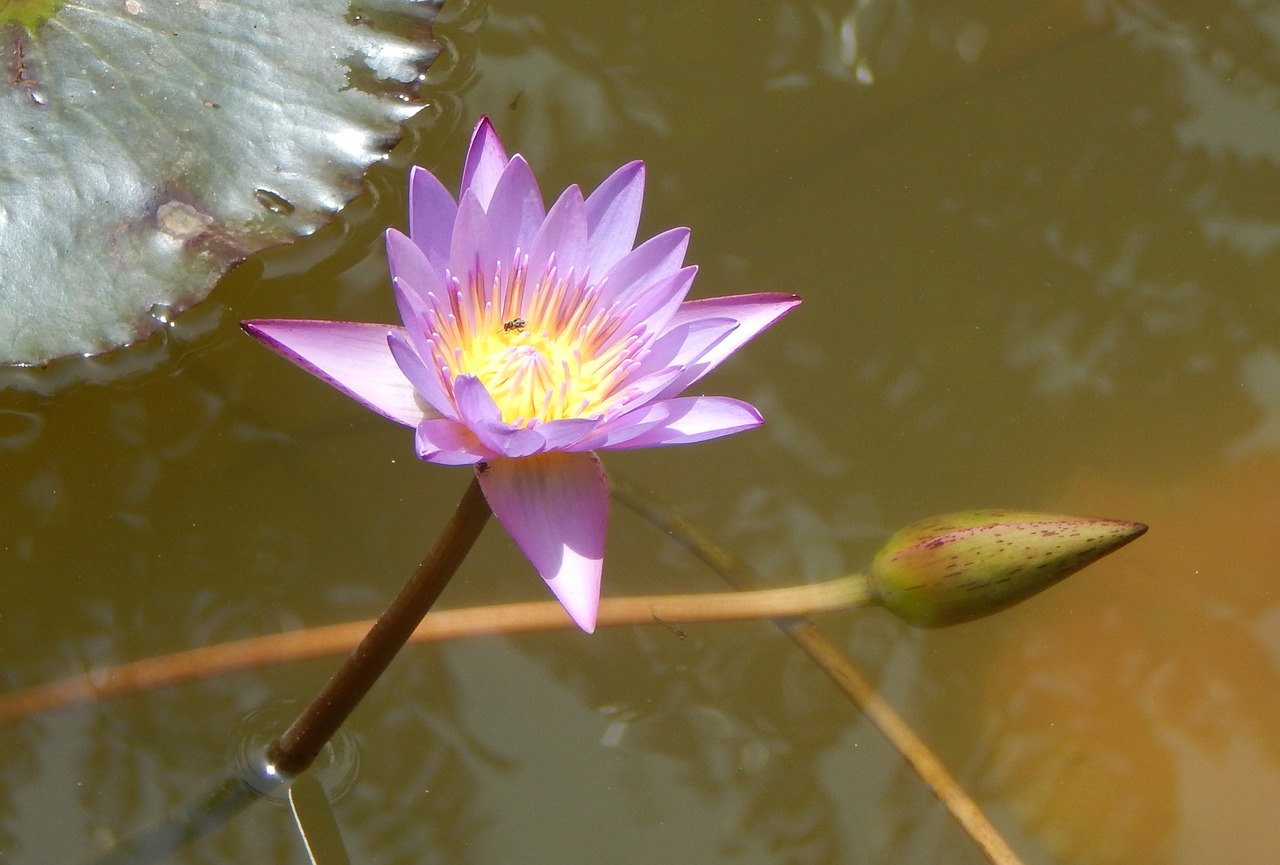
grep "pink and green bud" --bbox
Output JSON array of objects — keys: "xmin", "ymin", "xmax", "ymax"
[{"xmin": 867, "ymin": 510, "xmax": 1147, "ymax": 627}]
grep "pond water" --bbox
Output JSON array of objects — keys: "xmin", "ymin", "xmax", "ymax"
[{"xmin": 5, "ymin": 1, "xmax": 1280, "ymax": 863}]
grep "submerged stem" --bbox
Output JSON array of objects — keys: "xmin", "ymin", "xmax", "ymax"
[{"xmin": 608, "ymin": 474, "xmax": 1028, "ymax": 865}]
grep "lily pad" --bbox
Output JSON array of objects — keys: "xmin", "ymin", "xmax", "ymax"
[{"xmin": 0, "ymin": 0, "xmax": 443, "ymax": 367}]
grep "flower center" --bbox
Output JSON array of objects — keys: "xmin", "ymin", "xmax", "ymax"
[{"xmin": 438, "ymin": 254, "xmax": 643, "ymax": 425}]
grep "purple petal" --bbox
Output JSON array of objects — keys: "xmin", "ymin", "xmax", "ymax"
[
  {"xmin": 477, "ymin": 452, "xmax": 608, "ymax": 632},
  {"xmin": 388, "ymin": 329, "xmax": 457, "ymax": 420},
  {"xmin": 485, "ymin": 155, "xmax": 545, "ymax": 258},
  {"xmin": 527, "ymin": 185, "xmax": 588, "ymax": 283},
  {"xmin": 392, "ymin": 276, "xmax": 464, "ymax": 405},
  {"xmin": 581, "ymin": 396, "xmax": 763, "ymax": 450},
  {"xmin": 460, "ymin": 117, "xmax": 509, "ymax": 208},
  {"xmin": 449, "ymin": 191, "xmax": 499, "ymax": 298},
  {"xmin": 474, "ymin": 421, "xmax": 550, "ymax": 459},
  {"xmin": 582, "ymin": 366, "xmax": 685, "ymax": 431},
  {"xmin": 534, "ymin": 417, "xmax": 601, "ymax": 450},
  {"xmin": 415, "ymin": 418, "xmax": 492, "ymax": 465},
  {"xmin": 242, "ymin": 320, "xmax": 431, "ymax": 427},
  {"xmin": 407, "ymin": 166, "xmax": 457, "ymax": 273},
  {"xmin": 387, "ymin": 229, "xmax": 444, "ymax": 305},
  {"xmin": 584, "ymin": 161, "xmax": 645, "ymax": 277},
  {"xmin": 451, "ymin": 376, "xmax": 552, "ymax": 458},
  {"xmin": 605, "ymin": 265, "xmax": 697, "ymax": 348},
  {"xmin": 627, "ymin": 317, "xmax": 738, "ymax": 383},
  {"xmin": 453, "ymin": 375, "xmax": 503, "ymax": 427},
  {"xmin": 597, "ymin": 227, "xmax": 690, "ymax": 309},
  {"xmin": 391, "ymin": 275, "xmax": 434, "ymax": 359},
  {"xmin": 651, "ymin": 293, "xmax": 801, "ymax": 400}
]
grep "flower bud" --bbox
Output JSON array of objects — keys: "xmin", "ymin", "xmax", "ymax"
[{"xmin": 867, "ymin": 510, "xmax": 1147, "ymax": 627}]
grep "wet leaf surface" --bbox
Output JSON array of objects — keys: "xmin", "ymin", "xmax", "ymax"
[{"xmin": 0, "ymin": 0, "xmax": 442, "ymax": 366}]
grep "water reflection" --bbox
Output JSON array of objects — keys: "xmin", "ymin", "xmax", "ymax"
[{"xmin": 914, "ymin": 455, "xmax": 1280, "ymax": 864}]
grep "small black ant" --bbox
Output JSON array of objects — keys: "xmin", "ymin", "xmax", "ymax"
[{"xmin": 502, "ymin": 317, "xmax": 527, "ymax": 334}]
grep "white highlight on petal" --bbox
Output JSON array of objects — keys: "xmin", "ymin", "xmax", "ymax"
[{"xmin": 477, "ymin": 452, "xmax": 608, "ymax": 632}]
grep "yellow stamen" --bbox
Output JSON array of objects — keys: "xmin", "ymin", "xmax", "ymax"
[{"xmin": 433, "ymin": 259, "xmax": 638, "ymax": 425}]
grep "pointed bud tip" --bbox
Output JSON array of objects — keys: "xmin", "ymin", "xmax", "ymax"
[{"xmin": 867, "ymin": 510, "xmax": 1147, "ymax": 628}]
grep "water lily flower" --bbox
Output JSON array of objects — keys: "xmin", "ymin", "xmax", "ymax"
[{"xmin": 243, "ymin": 117, "xmax": 799, "ymax": 632}]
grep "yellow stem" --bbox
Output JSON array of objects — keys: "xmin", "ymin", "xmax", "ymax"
[
  {"xmin": 0, "ymin": 575, "xmax": 871, "ymax": 725},
  {"xmin": 608, "ymin": 474, "xmax": 1027, "ymax": 865}
]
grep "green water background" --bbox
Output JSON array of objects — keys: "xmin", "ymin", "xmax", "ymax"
[{"xmin": 5, "ymin": 1, "xmax": 1280, "ymax": 863}]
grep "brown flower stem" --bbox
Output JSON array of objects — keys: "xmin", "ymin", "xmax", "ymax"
[
  {"xmin": 607, "ymin": 474, "xmax": 1027, "ymax": 865},
  {"xmin": 52, "ymin": 473, "xmax": 1023, "ymax": 865},
  {"xmin": 79, "ymin": 478, "xmax": 491, "ymax": 865},
  {"xmin": 1, "ymin": 577, "xmax": 872, "ymax": 724},
  {"xmin": 265, "ymin": 476, "xmax": 490, "ymax": 777}
]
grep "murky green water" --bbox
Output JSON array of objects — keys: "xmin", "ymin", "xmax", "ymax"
[{"xmin": 6, "ymin": 1, "xmax": 1280, "ymax": 862}]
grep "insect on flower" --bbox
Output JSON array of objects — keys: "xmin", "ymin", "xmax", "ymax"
[{"xmin": 242, "ymin": 117, "xmax": 800, "ymax": 632}]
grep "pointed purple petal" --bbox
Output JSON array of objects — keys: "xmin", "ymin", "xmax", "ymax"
[
  {"xmin": 415, "ymin": 418, "xmax": 491, "ymax": 465},
  {"xmin": 627, "ymin": 317, "xmax": 738, "ymax": 383},
  {"xmin": 477, "ymin": 452, "xmax": 608, "ymax": 632},
  {"xmin": 242, "ymin": 320, "xmax": 431, "ymax": 427},
  {"xmin": 391, "ymin": 275, "xmax": 434, "ymax": 358},
  {"xmin": 407, "ymin": 166, "xmax": 457, "ymax": 272},
  {"xmin": 597, "ymin": 227, "xmax": 690, "ymax": 309},
  {"xmin": 387, "ymin": 229, "xmax": 444, "ymax": 305},
  {"xmin": 388, "ymin": 329, "xmax": 457, "ymax": 420},
  {"xmin": 527, "ymin": 185, "xmax": 588, "ymax": 282},
  {"xmin": 460, "ymin": 117, "xmax": 509, "ymax": 208},
  {"xmin": 584, "ymin": 161, "xmax": 645, "ymax": 277},
  {"xmin": 605, "ymin": 265, "xmax": 697, "ymax": 348},
  {"xmin": 582, "ymin": 396, "xmax": 763, "ymax": 450},
  {"xmin": 586, "ymin": 366, "xmax": 685, "ymax": 427},
  {"xmin": 453, "ymin": 374, "xmax": 503, "ymax": 427},
  {"xmin": 392, "ymin": 277, "xmax": 466, "ymax": 412},
  {"xmin": 485, "ymin": 155, "xmax": 545, "ymax": 257},
  {"xmin": 651, "ymin": 293, "xmax": 801, "ymax": 400},
  {"xmin": 449, "ymin": 191, "xmax": 499, "ymax": 296}
]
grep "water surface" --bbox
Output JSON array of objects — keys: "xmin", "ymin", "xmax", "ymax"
[{"xmin": 5, "ymin": 1, "xmax": 1280, "ymax": 863}]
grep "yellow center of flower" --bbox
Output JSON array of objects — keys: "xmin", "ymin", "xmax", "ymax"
[{"xmin": 434, "ymin": 256, "xmax": 641, "ymax": 425}]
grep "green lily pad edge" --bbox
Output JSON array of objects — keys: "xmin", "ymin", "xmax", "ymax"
[{"xmin": 0, "ymin": 0, "xmax": 444, "ymax": 390}]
